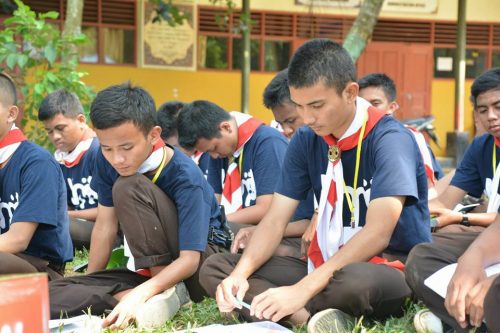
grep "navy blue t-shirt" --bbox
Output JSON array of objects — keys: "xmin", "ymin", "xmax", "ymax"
[
  {"xmin": 93, "ymin": 146, "xmax": 224, "ymax": 251},
  {"xmin": 292, "ymin": 190, "xmax": 315, "ymax": 221},
  {"xmin": 60, "ymin": 138, "xmax": 99, "ymax": 210},
  {"xmin": 429, "ymin": 145, "xmax": 444, "ymax": 180},
  {"xmin": 208, "ymin": 125, "xmax": 288, "ymax": 208},
  {"xmin": 198, "ymin": 152, "xmax": 210, "ymax": 178},
  {"xmin": 276, "ymin": 116, "xmax": 431, "ymax": 253},
  {"xmin": 451, "ymin": 134, "xmax": 498, "ymax": 198},
  {"xmin": 0, "ymin": 141, "xmax": 73, "ymax": 264}
]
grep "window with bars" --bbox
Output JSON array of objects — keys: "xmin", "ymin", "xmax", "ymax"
[
  {"xmin": 198, "ymin": 6, "xmax": 500, "ymax": 75},
  {"xmin": 197, "ymin": 7, "xmax": 294, "ymax": 72},
  {"xmin": 19, "ymin": 0, "xmax": 137, "ymax": 65}
]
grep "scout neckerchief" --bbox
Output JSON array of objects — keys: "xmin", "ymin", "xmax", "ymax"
[
  {"xmin": 220, "ymin": 112, "xmax": 264, "ymax": 214},
  {"xmin": 191, "ymin": 150, "xmax": 204, "ymax": 165},
  {"xmin": 0, "ymin": 125, "xmax": 27, "ymax": 165},
  {"xmin": 405, "ymin": 126, "xmax": 437, "ymax": 185},
  {"xmin": 307, "ymin": 97, "xmax": 385, "ymax": 272},
  {"xmin": 54, "ymin": 129, "xmax": 95, "ymax": 168},
  {"xmin": 487, "ymin": 137, "xmax": 500, "ymax": 212},
  {"xmin": 137, "ymin": 140, "xmax": 166, "ymax": 174},
  {"xmin": 124, "ymin": 139, "xmax": 167, "ymax": 277}
]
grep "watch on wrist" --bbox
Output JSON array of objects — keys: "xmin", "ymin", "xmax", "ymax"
[{"xmin": 460, "ymin": 213, "xmax": 470, "ymax": 227}]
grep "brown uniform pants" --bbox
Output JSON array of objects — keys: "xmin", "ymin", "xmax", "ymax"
[
  {"xmin": 0, "ymin": 252, "xmax": 64, "ymax": 281},
  {"xmin": 199, "ymin": 252, "xmax": 412, "ymax": 323},
  {"xmin": 405, "ymin": 232, "xmax": 499, "ymax": 333},
  {"xmin": 49, "ymin": 174, "xmax": 226, "ymax": 319}
]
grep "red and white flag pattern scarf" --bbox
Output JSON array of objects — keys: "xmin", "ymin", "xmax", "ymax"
[
  {"xmin": 191, "ymin": 151, "xmax": 204, "ymax": 165},
  {"xmin": 307, "ymin": 98, "xmax": 386, "ymax": 273},
  {"xmin": 220, "ymin": 112, "xmax": 264, "ymax": 214},
  {"xmin": 0, "ymin": 125, "xmax": 27, "ymax": 164},
  {"xmin": 405, "ymin": 126, "xmax": 436, "ymax": 185},
  {"xmin": 137, "ymin": 140, "xmax": 166, "ymax": 174},
  {"xmin": 54, "ymin": 137, "xmax": 95, "ymax": 168}
]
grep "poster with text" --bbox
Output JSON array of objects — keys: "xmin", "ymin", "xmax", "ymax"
[{"xmin": 141, "ymin": 0, "xmax": 196, "ymax": 70}]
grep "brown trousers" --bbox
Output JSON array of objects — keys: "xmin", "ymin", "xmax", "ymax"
[
  {"xmin": 69, "ymin": 217, "xmax": 94, "ymax": 250},
  {"xmin": 49, "ymin": 174, "xmax": 226, "ymax": 319},
  {"xmin": 0, "ymin": 252, "xmax": 64, "ymax": 281},
  {"xmin": 199, "ymin": 252, "xmax": 412, "ymax": 323},
  {"xmin": 405, "ymin": 232, "xmax": 499, "ymax": 333}
]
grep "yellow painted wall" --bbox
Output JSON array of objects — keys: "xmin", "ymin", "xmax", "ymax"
[
  {"xmin": 80, "ymin": 65, "xmax": 475, "ymax": 157},
  {"xmin": 79, "ymin": 64, "xmax": 276, "ymax": 123},
  {"xmin": 429, "ymin": 80, "xmax": 475, "ymax": 156},
  {"xmin": 199, "ymin": 0, "xmax": 500, "ymax": 23}
]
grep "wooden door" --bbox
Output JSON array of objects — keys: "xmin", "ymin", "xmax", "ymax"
[{"xmin": 357, "ymin": 42, "xmax": 433, "ymax": 120}]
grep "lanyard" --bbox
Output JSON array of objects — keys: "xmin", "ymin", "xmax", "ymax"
[
  {"xmin": 493, "ymin": 142, "xmax": 497, "ymax": 175},
  {"xmin": 151, "ymin": 147, "xmax": 167, "ymax": 184},
  {"xmin": 229, "ymin": 146, "xmax": 245, "ymax": 174},
  {"xmin": 343, "ymin": 112, "xmax": 368, "ymax": 228},
  {"xmin": 238, "ymin": 147, "xmax": 244, "ymax": 173}
]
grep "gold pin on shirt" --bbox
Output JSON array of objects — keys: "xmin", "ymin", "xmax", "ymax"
[{"xmin": 328, "ymin": 145, "xmax": 341, "ymax": 162}]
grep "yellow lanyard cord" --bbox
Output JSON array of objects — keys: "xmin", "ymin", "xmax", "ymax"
[
  {"xmin": 151, "ymin": 147, "xmax": 167, "ymax": 184},
  {"xmin": 238, "ymin": 147, "xmax": 244, "ymax": 173},
  {"xmin": 493, "ymin": 142, "xmax": 497, "ymax": 175},
  {"xmin": 342, "ymin": 113, "xmax": 368, "ymax": 228}
]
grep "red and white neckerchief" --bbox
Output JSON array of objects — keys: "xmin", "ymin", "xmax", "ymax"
[
  {"xmin": 220, "ymin": 112, "xmax": 264, "ymax": 214},
  {"xmin": 307, "ymin": 98, "xmax": 386, "ymax": 273},
  {"xmin": 405, "ymin": 126, "xmax": 436, "ymax": 186},
  {"xmin": 191, "ymin": 151, "xmax": 204, "ymax": 165},
  {"xmin": 124, "ymin": 139, "xmax": 166, "ymax": 277},
  {"xmin": 54, "ymin": 135, "xmax": 95, "ymax": 168},
  {"xmin": 0, "ymin": 125, "xmax": 27, "ymax": 164},
  {"xmin": 137, "ymin": 140, "xmax": 166, "ymax": 174},
  {"xmin": 487, "ymin": 137, "xmax": 500, "ymax": 213}
]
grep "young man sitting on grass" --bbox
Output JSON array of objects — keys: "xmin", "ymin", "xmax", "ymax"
[
  {"xmin": 0, "ymin": 73, "xmax": 73, "ymax": 280},
  {"xmin": 199, "ymin": 38, "xmax": 431, "ymax": 333},
  {"xmin": 38, "ymin": 89, "xmax": 100, "ymax": 250},
  {"xmin": 177, "ymin": 100, "xmax": 288, "ymax": 230},
  {"xmin": 230, "ymin": 69, "xmax": 316, "ymax": 258},
  {"xmin": 49, "ymin": 83, "xmax": 230, "ymax": 329}
]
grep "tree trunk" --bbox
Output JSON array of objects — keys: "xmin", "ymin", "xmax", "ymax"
[
  {"xmin": 62, "ymin": 0, "xmax": 84, "ymax": 65},
  {"xmin": 240, "ymin": 0, "xmax": 250, "ymax": 114},
  {"xmin": 343, "ymin": 0, "xmax": 384, "ymax": 62}
]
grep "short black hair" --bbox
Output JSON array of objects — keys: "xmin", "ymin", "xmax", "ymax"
[
  {"xmin": 288, "ymin": 38, "xmax": 356, "ymax": 95},
  {"xmin": 471, "ymin": 67, "xmax": 500, "ymax": 108},
  {"xmin": 263, "ymin": 69, "xmax": 292, "ymax": 110},
  {"xmin": 38, "ymin": 89, "xmax": 84, "ymax": 121},
  {"xmin": 90, "ymin": 82, "xmax": 157, "ymax": 136},
  {"xmin": 0, "ymin": 72, "xmax": 17, "ymax": 106},
  {"xmin": 157, "ymin": 101, "xmax": 185, "ymax": 140},
  {"xmin": 177, "ymin": 100, "xmax": 231, "ymax": 150},
  {"xmin": 358, "ymin": 73, "xmax": 397, "ymax": 102}
]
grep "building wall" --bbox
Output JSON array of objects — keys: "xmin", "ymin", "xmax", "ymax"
[
  {"xmin": 77, "ymin": 0, "xmax": 500, "ymax": 157},
  {"xmin": 199, "ymin": 0, "xmax": 500, "ymax": 23},
  {"xmin": 79, "ymin": 64, "xmax": 475, "ymax": 157},
  {"xmin": 79, "ymin": 64, "xmax": 276, "ymax": 123},
  {"xmin": 430, "ymin": 79, "xmax": 475, "ymax": 156}
]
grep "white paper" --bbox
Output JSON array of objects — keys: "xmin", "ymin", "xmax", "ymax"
[
  {"xmin": 424, "ymin": 262, "xmax": 500, "ymax": 298},
  {"xmin": 436, "ymin": 57, "xmax": 453, "ymax": 71},
  {"xmin": 173, "ymin": 321, "xmax": 293, "ymax": 333},
  {"xmin": 49, "ymin": 314, "xmax": 103, "ymax": 333}
]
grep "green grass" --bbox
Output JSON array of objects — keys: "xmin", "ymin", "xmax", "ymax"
[
  {"xmin": 65, "ymin": 250, "xmax": 421, "ymax": 333},
  {"xmin": 75, "ymin": 297, "xmax": 421, "ymax": 333}
]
